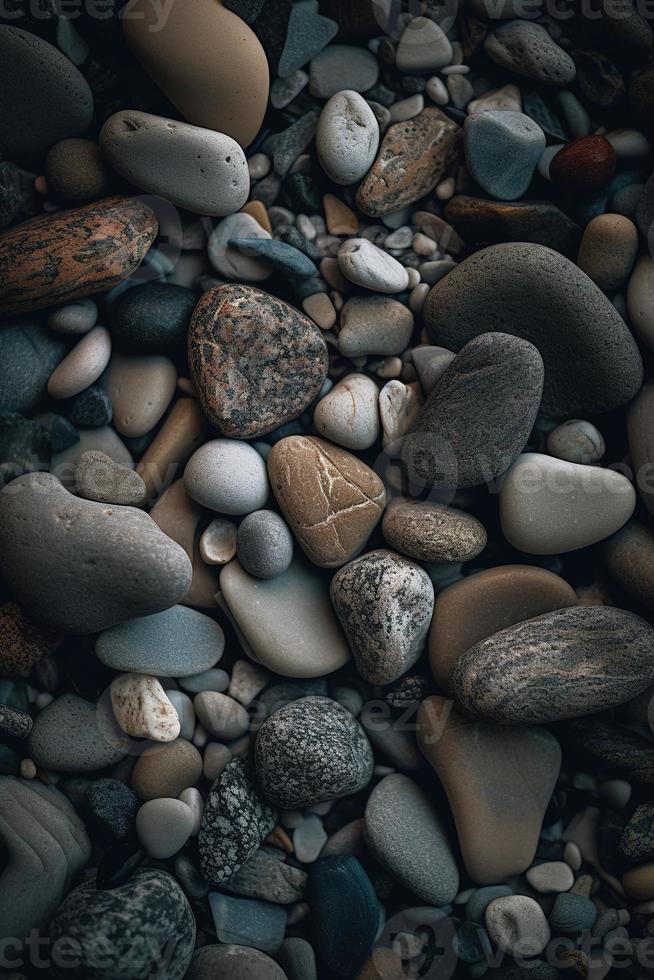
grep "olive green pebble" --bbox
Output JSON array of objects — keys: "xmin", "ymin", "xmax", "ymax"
[
  {"xmin": 45, "ymin": 138, "xmax": 109, "ymax": 204},
  {"xmin": 549, "ymin": 891, "xmax": 598, "ymax": 935}
]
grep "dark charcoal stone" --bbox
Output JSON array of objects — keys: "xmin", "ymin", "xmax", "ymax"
[
  {"xmin": 572, "ymin": 48, "xmax": 625, "ymax": 107},
  {"xmin": 282, "ymin": 172, "xmax": 323, "ymax": 213},
  {"xmin": 0, "ymin": 413, "xmax": 51, "ymax": 486},
  {"xmin": 85, "ymin": 778, "xmax": 139, "ymax": 844},
  {"xmin": 96, "ymin": 842, "xmax": 145, "ymax": 890},
  {"xmin": 566, "ymin": 720, "xmax": 654, "ymax": 786},
  {"xmin": 598, "ymin": 807, "xmax": 626, "ymax": 874},
  {"xmin": 0, "ymin": 321, "xmax": 67, "ymax": 415},
  {"xmin": 310, "ymin": 856, "xmax": 381, "ymax": 977},
  {"xmin": 0, "ymin": 161, "xmax": 39, "ymax": 228},
  {"xmin": 422, "ymin": 242, "xmax": 643, "ymax": 417},
  {"xmin": 523, "ymin": 91, "xmax": 567, "ymax": 140},
  {"xmin": 401, "ymin": 332, "xmax": 544, "ymax": 491},
  {"xmin": 630, "ymin": 67, "xmax": 654, "ymax": 124},
  {"xmin": 251, "ymin": 0, "xmax": 292, "ymax": 73},
  {"xmin": 35, "ymin": 413, "xmax": 79, "ymax": 453},
  {"xmin": 580, "ymin": 0, "xmax": 653, "ymax": 66},
  {"xmin": 109, "ymin": 281, "xmax": 197, "ymax": 357},
  {"xmin": 619, "ymin": 803, "xmax": 654, "ymax": 866},
  {"xmin": 449, "ymin": 606, "xmax": 654, "ymax": 725},
  {"xmin": 68, "ymin": 385, "xmax": 112, "ymax": 427},
  {"xmin": 0, "ymin": 704, "xmax": 32, "ymax": 739},
  {"xmin": 444, "ymin": 196, "xmax": 581, "ymax": 258}
]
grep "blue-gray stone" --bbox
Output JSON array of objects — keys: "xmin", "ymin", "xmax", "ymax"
[
  {"xmin": 208, "ymin": 892, "xmax": 286, "ymax": 953},
  {"xmin": 0, "ymin": 321, "xmax": 67, "ymax": 415},
  {"xmin": 277, "ymin": 937, "xmax": 317, "ymax": 980},
  {"xmin": 278, "ymin": 1, "xmax": 338, "ymax": 78},
  {"xmin": 464, "ymin": 110, "xmax": 546, "ymax": 200},
  {"xmin": 523, "ymin": 91, "xmax": 567, "ymax": 140},
  {"xmin": 228, "ymin": 238, "xmax": 319, "ymax": 278},
  {"xmin": 273, "ymin": 111, "xmax": 319, "ymax": 178},
  {"xmin": 466, "ymin": 885, "xmax": 514, "ymax": 923},
  {"xmin": 549, "ymin": 892, "xmax": 598, "ymax": 935},
  {"xmin": 48, "ymin": 869, "xmax": 195, "ymax": 979},
  {"xmin": 455, "ymin": 921, "xmax": 493, "ymax": 964},
  {"xmin": 95, "ymin": 605, "xmax": 224, "ymax": 677},
  {"xmin": 310, "ymin": 855, "xmax": 382, "ymax": 977}
]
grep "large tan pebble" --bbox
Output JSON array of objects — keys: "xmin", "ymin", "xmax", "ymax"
[
  {"xmin": 313, "ymin": 373, "xmax": 381, "ymax": 450},
  {"xmin": 131, "ymin": 738, "xmax": 203, "ymax": 801},
  {"xmin": 123, "ymin": 0, "xmax": 269, "ymax": 148},
  {"xmin": 103, "ymin": 352, "xmax": 177, "ymax": 438},
  {"xmin": 628, "ymin": 255, "xmax": 654, "ymax": 350},
  {"xmin": 136, "ymin": 398, "xmax": 208, "ymax": 501},
  {"xmin": 577, "ymin": 213, "xmax": 637, "ymax": 292},
  {"xmin": 111, "ymin": 673, "xmax": 180, "ymax": 742},
  {"xmin": 47, "ymin": 326, "xmax": 111, "ymax": 399}
]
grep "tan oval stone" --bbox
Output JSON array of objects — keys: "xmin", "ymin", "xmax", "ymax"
[
  {"xmin": 267, "ymin": 435, "xmax": 386, "ymax": 568},
  {"xmin": 131, "ymin": 737, "xmax": 203, "ymax": 802},
  {"xmin": 47, "ymin": 325, "xmax": 111, "ymax": 400},
  {"xmin": 103, "ymin": 353, "xmax": 177, "ymax": 438},
  {"xmin": 577, "ymin": 213, "xmax": 637, "ymax": 293},
  {"xmin": 382, "ymin": 496, "xmax": 487, "ymax": 564}
]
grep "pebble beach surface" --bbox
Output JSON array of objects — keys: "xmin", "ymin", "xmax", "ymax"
[{"xmin": 3, "ymin": 2, "xmax": 654, "ymax": 979}]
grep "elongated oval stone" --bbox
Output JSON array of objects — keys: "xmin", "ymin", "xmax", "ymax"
[
  {"xmin": 0, "ymin": 197, "xmax": 158, "ymax": 316},
  {"xmin": 356, "ymin": 107, "xmax": 461, "ymax": 217},
  {"xmin": 401, "ymin": 332, "xmax": 544, "ymax": 491},
  {"xmin": 449, "ymin": 605, "xmax": 654, "ymax": 725},
  {"xmin": 188, "ymin": 284, "xmax": 328, "ymax": 439},
  {"xmin": 423, "ymin": 243, "xmax": 643, "ymax": 416}
]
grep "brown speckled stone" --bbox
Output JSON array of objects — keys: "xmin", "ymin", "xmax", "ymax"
[
  {"xmin": 188, "ymin": 284, "xmax": 328, "ymax": 439},
  {"xmin": 0, "ymin": 196, "xmax": 158, "ymax": 316},
  {"xmin": 382, "ymin": 496, "xmax": 487, "ymax": 563},
  {"xmin": 450, "ymin": 605, "xmax": 654, "ymax": 725},
  {"xmin": 0, "ymin": 601, "xmax": 62, "ymax": 676},
  {"xmin": 429, "ymin": 565, "xmax": 577, "ymax": 689},
  {"xmin": 267, "ymin": 435, "xmax": 386, "ymax": 568},
  {"xmin": 356, "ymin": 107, "xmax": 461, "ymax": 218},
  {"xmin": 418, "ymin": 695, "xmax": 561, "ymax": 883},
  {"xmin": 567, "ymin": 719, "xmax": 654, "ymax": 787}
]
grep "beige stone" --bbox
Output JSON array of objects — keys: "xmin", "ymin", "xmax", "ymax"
[
  {"xmin": 111, "ymin": 673, "xmax": 180, "ymax": 742},
  {"xmin": 136, "ymin": 397, "xmax": 208, "ymax": 500},
  {"xmin": 103, "ymin": 353, "xmax": 176, "ymax": 438},
  {"xmin": 131, "ymin": 738, "xmax": 203, "ymax": 801},
  {"xmin": 47, "ymin": 325, "xmax": 111, "ymax": 399},
  {"xmin": 578, "ymin": 213, "xmax": 637, "ymax": 292}
]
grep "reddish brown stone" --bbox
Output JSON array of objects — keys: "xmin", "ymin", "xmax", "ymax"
[
  {"xmin": 188, "ymin": 284, "xmax": 328, "ymax": 439},
  {"xmin": 550, "ymin": 135, "xmax": 616, "ymax": 197},
  {"xmin": 0, "ymin": 196, "xmax": 158, "ymax": 316},
  {"xmin": 356, "ymin": 107, "xmax": 462, "ymax": 218},
  {"xmin": 0, "ymin": 601, "xmax": 63, "ymax": 676}
]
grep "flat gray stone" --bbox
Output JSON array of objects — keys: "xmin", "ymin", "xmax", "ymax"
[{"xmin": 28, "ymin": 693, "xmax": 127, "ymax": 772}]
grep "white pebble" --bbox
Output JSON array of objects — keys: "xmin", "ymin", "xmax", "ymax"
[
  {"xmin": 184, "ymin": 439, "xmax": 269, "ymax": 515},
  {"xmin": 486, "ymin": 896, "xmax": 551, "ymax": 957},
  {"xmin": 316, "ymin": 91, "xmax": 379, "ymax": 186},
  {"xmin": 376, "ymin": 356, "xmax": 403, "ymax": 379},
  {"xmin": 296, "ymin": 214, "xmax": 317, "ymax": 239},
  {"xmin": 426, "ymin": 76, "xmax": 449, "ymax": 105},
  {"xmin": 136, "ymin": 798, "xmax": 194, "ymax": 859},
  {"xmin": 111, "ymin": 674, "xmax": 180, "ymax": 742},
  {"xmin": 384, "ymin": 226, "xmax": 413, "ymax": 249},
  {"xmin": 389, "ymin": 94, "xmax": 424, "ymax": 123},
  {"xmin": 314, "ymin": 373, "xmax": 381, "ymax": 450},
  {"xmin": 179, "ymin": 786, "xmax": 204, "ymax": 836},
  {"xmin": 379, "ymin": 379, "xmax": 422, "ymax": 448},
  {"xmin": 199, "ymin": 518, "xmax": 238, "ymax": 565},
  {"xmin": 526, "ymin": 860, "xmax": 575, "ymax": 894},
  {"xmin": 338, "ymin": 239, "xmax": 410, "ymax": 293}
]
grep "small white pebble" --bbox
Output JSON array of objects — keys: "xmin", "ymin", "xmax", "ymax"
[
  {"xmin": 296, "ymin": 214, "xmax": 317, "ymax": 239},
  {"xmin": 377, "ymin": 356, "xmax": 403, "ymax": 379},
  {"xmin": 247, "ymin": 152, "xmax": 271, "ymax": 180},
  {"xmin": 413, "ymin": 232, "xmax": 438, "ymax": 257},
  {"xmin": 406, "ymin": 266, "xmax": 421, "ymax": 288},
  {"xmin": 441, "ymin": 64, "xmax": 470, "ymax": 75},
  {"xmin": 303, "ymin": 291, "xmax": 337, "ymax": 330},
  {"xmin": 436, "ymin": 177, "xmax": 456, "ymax": 200},
  {"xmin": 426, "ymin": 76, "xmax": 448, "ymax": 105},
  {"xmin": 384, "ymin": 226, "xmax": 413, "ymax": 250},
  {"xmin": 20, "ymin": 758, "xmax": 37, "ymax": 779}
]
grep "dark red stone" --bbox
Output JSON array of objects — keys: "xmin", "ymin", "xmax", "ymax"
[{"xmin": 549, "ymin": 135, "xmax": 616, "ymax": 196}]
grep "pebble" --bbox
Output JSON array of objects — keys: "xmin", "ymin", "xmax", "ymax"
[
  {"xmin": 28, "ymin": 693, "xmax": 125, "ymax": 772},
  {"xmin": 338, "ymin": 238, "xmax": 410, "ymax": 293},
  {"xmin": 68, "ymin": 384, "xmax": 112, "ymax": 428},
  {"xmin": 200, "ymin": 519, "xmax": 238, "ymax": 566},
  {"xmin": 356, "ymin": 107, "xmax": 461, "ymax": 217},
  {"xmin": 204, "ymin": 742, "xmax": 233, "ymax": 782},
  {"xmin": 136, "ymin": 797, "xmax": 195, "ymax": 858},
  {"xmin": 313, "ymin": 373, "xmax": 380, "ymax": 450},
  {"xmin": 364, "ymin": 772, "xmax": 459, "ymax": 904},
  {"xmin": 45, "ymin": 138, "xmax": 108, "ymax": 204},
  {"xmin": 382, "ymin": 496, "xmax": 486, "ymax": 564},
  {"xmin": 449, "ymin": 605, "xmax": 654, "ymax": 725},
  {"xmin": 111, "ymin": 674, "xmax": 181, "ymax": 742},
  {"xmin": 499, "ymin": 453, "xmax": 635, "ymax": 554},
  {"xmin": 338, "ymin": 295, "xmax": 414, "ymax": 357},
  {"xmin": 389, "ymin": 94, "xmax": 425, "ymax": 123},
  {"xmin": 623, "ymin": 865, "xmax": 654, "ymax": 900},
  {"xmin": 549, "ymin": 892, "xmax": 598, "ymax": 935},
  {"xmin": 546, "ymin": 420, "xmax": 605, "ymax": 464},
  {"xmin": 48, "ymin": 869, "xmax": 195, "ymax": 980},
  {"xmin": 209, "ymin": 212, "xmax": 273, "ymax": 282},
  {"xmin": 219, "ymin": 558, "xmax": 350, "ymax": 678},
  {"xmin": 0, "ymin": 705, "xmax": 32, "ymax": 740},
  {"xmin": 236, "ymin": 510, "xmax": 294, "ymax": 579},
  {"xmin": 310, "ymin": 856, "xmax": 381, "ymax": 977},
  {"xmin": 76, "ymin": 450, "xmax": 147, "ymax": 506},
  {"xmin": 550, "ymin": 136, "xmax": 616, "ymax": 196},
  {"xmin": 0, "ymin": 323, "xmax": 67, "ymax": 415},
  {"xmin": 0, "ymin": 25, "xmax": 93, "ymax": 159},
  {"xmin": 85, "ymin": 778, "xmax": 139, "ymax": 844},
  {"xmin": 184, "ymin": 439, "xmax": 269, "ymax": 515},
  {"xmin": 418, "ymin": 696, "xmax": 561, "ymax": 883},
  {"xmin": 199, "ymin": 758, "xmax": 277, "ymax": 885},
  {"xmin": 187, "ymin": 945, "xmax": 287, "ymax": 980},
  {"xmin": 208, "ymin": 892, "xmax": 286, "ymax": 954},
  {"xmin": 485, "ymin": 21, "xmax": 576, "ymax": 86},
  {"xmin": 422, "ymin": 242, "xmax": 643, "ymax": 416},
  {"xmin": 486, "ymin": 895, "xmax": 551, "ymax": 957},
  {"xmin": 445, "ymin": 194, "xmax": 581, "ymax": 257},
  {"xmin": 316, "ymin": 91, "xmax": 379, "ymax": 185},
  {"xmin": 97, "ymin": 605, "xmax": 223, "ymax": 676},
  {"xmin": 224, "ymin": 846, "xmax": 307, "ymax": 902},
  {"xmin": 103, "ymin": 353, "xmax": 176, "ymax": 438},
  {"xmin": 627, "ymin": 256, "xmax": 654, "ymax": 350},
  {"xmin": 169, "ymin": 692, "xmax": 195, "ymax": 741},
  {"xmin": 47, "ymin": 326, "xmax": 111, "ymax": 400},
  {"xmin": 309, "ymin": 44, "xmax": 379, "ymax": 99},
  {"xmin": 124, "ymin": 0, "xmax": 268, "ymax": 148},
  {"xmin": 331, "ymin": 549, "xmax": 434, "ymax": 684},
  {"xmin": 267, "ymin": 435, "xmax": 386, "ymax": 568},
  {"xmin": 136, "ymin": 397, "xmax": 207, "ymax": 501},
  {"xmin": 402, "ymin": 333, "xmax": 544, "ymax": 492},
  {"xmin": 179, "ymin": 668, "xmax": 229, "ymax": 695},
  {"xmin": 526, "ymin": 860, "xmax": 575, "ymax": 894},
  {"xmin": 194, "ymin": 692, "xmax": 249, "ymax": 740},
  {"xmin": 606, "ymin": 127, "xmax": 650, "ymax": 158},
  {"xmin": 48, "ymin": 299, "xmax": 98, "ymax": 335},
  {"xmin": 228, "ymin": 238, "xmax": 318, "ymax": 279},
  {"xmin": 0, "ymin": 197, "xmax": 158, "ymax": 317},
  {"xmin": 396, "ymin": 17, "xmax": 452, "ymax": 74},
  {"xmin": 131, "ymin": 738, "xmax": 203, "ymax": 802},
  {"xmin": 294, "ymin": 814, "xmax": 328, "ymax": 863},
  {"xmin": 464, "ymin": 110, "xmax": 545, "ymax": 200},
  {"xmin": 189, "ymin": 284, "xmax": 328, "ymax": 439},
  {"xmin": 109, "ymin": 281, "xmax": 196, "ymax": 356},
  {"xmin": 0, "ymin": 412, "xmax": 50, "ymax": 486},
  {"xmin": 0, "ymin": 472, "xmax": 191, "ymax": 633},
  {"xmin": 302, "ymin": 292, "xmax": 336, "ymax": 330},
  {"xmin": 255, "ymin": 696, "xmax": 373, "ymax": 808},
  {"xmin": 0, "ymin": 601, "xmax": 62, "ymax": 676}
]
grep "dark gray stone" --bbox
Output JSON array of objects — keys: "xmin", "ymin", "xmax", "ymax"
[
  {"xmin": 237, "ymin": 510, "xmax": 294, "ymax": 579},
  {"xmin": 186, "ymin": 944, "xmax": 288, "ymax": 980},
  {"xmin": 28, "ymin": 693, "xmax": 127, "ymax": 772},
  {"xmin": 0, "ymin": 321, "xmax": 67, "ymax": 415},
  {"xmin": 109, "ymin": 281, "xmax": 197, "ymax": 357},
  {"xmin": 422, "ymin": 243, "xmax": 643, "ymax": 417},
  {"xmin": 85, "ymin": 778, "xmax": 139, "ymax": 843},
  {"xmin": 485, "ymin": 21, "xmax": 576, "ymax": 86},
  {"xmin": 619, "ymin": 803, "xmax": 654, "ymax": 865},
  {"xmin": 255, "ymin": 696, "xmax": 374, "ymax": 808},
  {"xmin": 401, "ymin": 332, "xmax": 543, "ymax": 491},
  {"xmin": 68, "ymin": 385, "xmax": 112, "ymax": 427},
  {"xmin": 223, "ymin": 846, "xmax": 307, "ymax": 903},
  {"xmin": 0, "ymin": 413, "xmax": 51, "ymax": 486}
]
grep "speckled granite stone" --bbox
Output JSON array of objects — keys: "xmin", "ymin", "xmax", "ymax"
[
  {"xmin": 48, "ymin": 869, "xmax": 195, "ymax": 979},
  {"xmin": 449, "ymin": 605, "xmax": 654, "ymax": 725},
  {"xmin": 0, "ymin": 600, "xmax": 62, "ymax": 675},
  {"xmin": 567, "ymin": 720, "xmax": 654, "ymax": 786},
  {"xmin": 199, "ymin": 758, "xmax": 277, "ymax": 886},
  {"xmin": 0, "ymin": 704, "xmax": 32, "ymax": 739},
  {"xmin": 0, "ymin": 197, "xmax": 158, "ymax": 316},
  {"xmin": 255, "ymin": 696, "xmax": 374, "ymax": 808},
  {"xmin": 188, "ymin": 284, "xmax": 328, "ymax": 439}
]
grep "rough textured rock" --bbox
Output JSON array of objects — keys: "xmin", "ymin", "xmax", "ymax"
[
  {"xmin": 619, "ymin": 804, "xmax": 654, "ymax": 866},
  {"xmin": 0, "ymin": 197, "xmax": 158, "ymax": 316},
  {"xmin": 330, "ymin": 550, "xmax": 434, "ymax": 684},
  {"xmin": 485, "ymin": 21, "xmax": 576, "ymax": 86},
  {"xmin": 76, "ymin": 450, "xmax": 147, "ymax": 506},
  {"xmin": 356, "ymin": 107, "xmax": 461, "ymax": 217},
  {"xmin": 422, "ymin": 243, "xmax": 643, "ymax": 416},
  {"xmin": 223, "ymin": 847, "xmax": 307, "ymax": 903},
  {"xmin": 48, "ymin": 869, "xmax": 195, "ymax": 980},
  {"xmin": 428, "ymin": 566, "xmax": 577, "ymax": 689},
  {"xmin": 0, "ymin": 321, "xmax": 67, "ymax": 415},
  {"xmin": 418, "ymin": 696, "xmax": 561, "ymax": 883},
  {"xmin": 450, "ymin": 605, "xmax": 654, "ymax": 724},
  {"xmin": 199, "ymin": 759, "xmax": 277, "ymax": 886},
  {"xmin": 0, "ymin": 472, "xmax": 192, "ymax": 634},
  {"xmin": 267, "ymin": 435, "xmax": 386, "ymax": 568},
  {"xmin": 188, "ymin": 284, "xmax": 328, "ymax": 439},
  {"xmin": 0, "ymin": 601, "xmax": 62, "ymax": 675},
  {"xmin": 567, "ymin": 721, "xmax": 654, "ymax": 788},
  {"xmin": 382, "ymin": 496, "xmax": 487, "ymax": 563},
  {"xmin": 255, "ymin": 696, "xmax": 374, "ymax": 808},
  {"xmin": 401, "ymin": 332, "xmax": 544, "ymax": 491}
]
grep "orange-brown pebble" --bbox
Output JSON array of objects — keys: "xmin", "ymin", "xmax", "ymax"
[
  {"xmin": 137, "ymin": 398, "xmax": 208, "ymax": 501},
  {"xmin": 323, "ymin": 193, "xmax": 359, "ymax": 235},
  {"xmin": 241, "ymin": 200, "xmax": 273, "ymax": 234}
]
